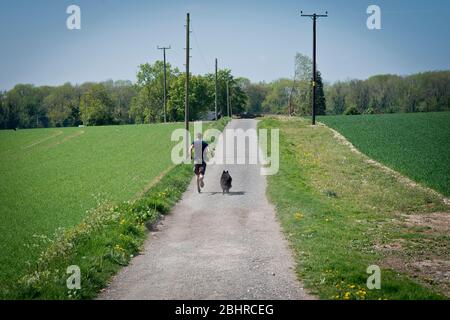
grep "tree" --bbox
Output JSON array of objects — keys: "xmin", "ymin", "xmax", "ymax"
[
  {"xmin": 242, "ymin": 81, "xmax": 268, "ymax": 114},
  {"xmin": 231, "ymin": 77, "xmax": 249, "ymax": 115},
  {"xmin": 44, "ymin": 83, "xmax": 80, "ymax": 127},
  {"xmin": 167, "ymin": 74, "xmax": 214, "ymax": 121},
  {"xmin": 291, "ymin": 53, "xmax": 313, "ymax": 115},
  {"xmin": 80, "ymin": 83, "xmax": 114, "ymax": 126},
  {"xmin": 130, "ymin": 61, "xmax": 180, "ymax": 123},
  {"xmin": 348, "ymin": 80, "xmax": 369, "ymax": 113},
  {"xmin": 262, "ymin": 78, "xmax": 293, "ymax": 114},
  {"xmin": 325, "ymin": 81, "xmax": 346, "ymax": 115},
  {"xmin": 102, "ymin": 80, "xmax": 137, "ymax": 124},
  {"xmin": 315, "ymin": 71, "xmax": 326, "ymax": 115},
  {"xmin": 0, "ymin": 91, "xmax": 6, "ymax": 129},
  {"xmin": 4, "ymin": 84, "xmax": 47, "ymax": 129}
]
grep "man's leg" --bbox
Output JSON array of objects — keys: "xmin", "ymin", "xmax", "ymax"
[
  {"xmin": 196, "ymin": 174, "xmax": 201, "ymax": 193},
  {"xmin": 199, "ymin": 165, "xmax": 206, "ymax": 188},
  {"xmin": 199, "ymin": 174, "xmax": 205, "ymax": 188},
  {"xmin": 194, "ymin": 165, "xmax": 201, "ymax": 193}
]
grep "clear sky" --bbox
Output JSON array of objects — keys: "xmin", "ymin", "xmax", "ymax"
[{"xmin": 0, "ymin": 0, "xmax": 449, "ymax": 90}]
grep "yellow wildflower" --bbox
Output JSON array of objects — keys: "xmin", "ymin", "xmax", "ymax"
[{"xmin": 294, "ymin": 212, "xmax": 304, "ymax": 220}]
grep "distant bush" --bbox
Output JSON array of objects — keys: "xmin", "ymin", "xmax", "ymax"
[
  {"xmin": 363, "ymin": 107, "xmax": 375, "ymax": 115},
  {"xmin": 344, "ymin": 106, "xmax": 360, "ymax": 115}
]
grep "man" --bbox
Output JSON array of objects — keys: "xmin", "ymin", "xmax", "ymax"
[{"xmin": 190, "ymin": 132, "xmax": 209, "ymax": 193}]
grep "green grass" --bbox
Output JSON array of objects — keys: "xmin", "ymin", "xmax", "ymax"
[
  {"xmin": 14, "ymin": 163, "xmax": 194, "ymax": 299},
  {"xmin": 0, "ymin": 118, "xmax": 230, "ymax": 299},
  {"xmin": 259, "ymin": 117, "xmax": 449, "ymax": 300},
  {"xmin": 318, "ymin": 112, "xmax": 450, "ymax": 197}
]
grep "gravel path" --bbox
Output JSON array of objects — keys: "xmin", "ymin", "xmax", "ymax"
[{"xmin": 98, "ymin": 119, "xmax": 313, "ymax": 300}]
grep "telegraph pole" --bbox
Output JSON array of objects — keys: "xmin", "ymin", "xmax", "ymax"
[
  {"xmin": 301, "ymin": 11, "xmax": 328, "ymax": 125},
  {"xmin": 185, "ymin": 13, "xmax": 190, "ymax": 155},
  {"xmin": 215, "ymin": 58, "xmax": 218, "ymax": 120},
  {"xmin": 229, "ymin": 85, "xmax": 233, "ymax": 117},
  {"xmin": 157, "ymin": 45, "xmax": 171, "ymax": 123},
  {"xmin": 226, "ymin": 81, "xmax": 230, "ymax": 117}
]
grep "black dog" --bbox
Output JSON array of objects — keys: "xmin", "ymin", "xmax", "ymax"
[{"xmin": 220, "ymin": 170, "xmax": 232, "ymax": 194}]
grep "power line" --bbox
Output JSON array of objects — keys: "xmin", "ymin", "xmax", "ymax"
[{"xmin": 191, "ymin": 25, "xmax": 212, "ymax": 71}]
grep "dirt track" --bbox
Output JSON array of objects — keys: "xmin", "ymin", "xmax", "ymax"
[{"xmin": 98, "ymin": 119, "xmax": 312, "ymax": 300}]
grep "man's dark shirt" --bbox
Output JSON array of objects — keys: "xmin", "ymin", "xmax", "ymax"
[{"xmin": 192, "ymin": 140, "xmax": 208, "ymax": 165}]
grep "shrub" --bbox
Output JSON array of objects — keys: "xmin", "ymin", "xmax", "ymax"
[{"xmin": 344, "ymin": 106, "xmax": 360, "ymax": 115}]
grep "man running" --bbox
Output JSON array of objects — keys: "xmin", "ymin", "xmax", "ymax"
[{"xmin": 190, "ymin": 132, "xmax": 209, "ymax": 193}]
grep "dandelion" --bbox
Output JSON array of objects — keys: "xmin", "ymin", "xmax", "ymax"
[{"xmin": 294, "ymin": 212, "xmax": 304, "ymax": 220}]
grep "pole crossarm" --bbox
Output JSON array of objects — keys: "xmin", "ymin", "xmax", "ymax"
[{"xmin": 300, "ymin": 11, "xmax": 328, "ymax": 18}]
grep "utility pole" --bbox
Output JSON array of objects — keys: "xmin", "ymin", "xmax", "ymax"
[
  {"xmin": 229, "ymin": 85, "xmax": 233, "ymax": 117},
  {"xmin": 157, "ymin": 45, "xmax": 171, "ymax": 123},
  {"xmin": 288, "ymin": 84, "xmax": 294, "ymax": 116},
  {"xmin": 301, "ymin": 10, "xmax": 328, "ymax": 125},
  {"xmin": 215, "ymin": 58, "xmax": 218, "ymax": 120},
  {"xmin": 185, "ymin": 13, "xmax": 190, "ymax": 155},
  {"xmin": 226, "ymin": 81, "xmax": 230, "ymax": 117}
]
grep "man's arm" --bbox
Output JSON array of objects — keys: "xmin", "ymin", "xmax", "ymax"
[{"xmin": 189, "ymin": 144, "xmax": 194, "ymax": 159}]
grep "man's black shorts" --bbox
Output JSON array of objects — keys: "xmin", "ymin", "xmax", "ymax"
[{"xmin": 194, "ymin": 163, "xmax": 206, "ymax": 176}]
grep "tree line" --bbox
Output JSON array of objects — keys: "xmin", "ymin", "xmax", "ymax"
[
  {"xmin": 1, "ymin": 55, "xmax": 449, "ymax": 129},
  {"xmin": 0, "ymin": 63, "xmax": 248, "ymax": 129},
  {"xmin": 242, "ymin": 54, "xmax": 450, "ymax": 116},
  {"xmin": 242, "ymin": 53, "xmax": 327, "ymax": 116},
  {"xmin": 0, "ymin": 80, "xmax": 137, "ymax": 129},
  {"xmin": 324, "ymin": 71, "xmax": 450, "ymax": 115}
]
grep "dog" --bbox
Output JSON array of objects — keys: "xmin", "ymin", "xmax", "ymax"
[{"xmin": 220, "ymin": 170, "xmax": 232, "ymax": 194}]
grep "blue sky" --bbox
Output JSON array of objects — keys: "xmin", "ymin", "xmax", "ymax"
[{"xmin": 0, "ymin": 0, "xmax": 449, "ymax": 90}]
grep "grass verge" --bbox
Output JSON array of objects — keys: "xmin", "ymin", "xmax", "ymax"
[
  {"xmin": 259, "ymin": 116, "xmax": 449, "ymax": 300},
  {"xmin": 2, "ymin": 118, "xmax": 230, "ymax": 299}
]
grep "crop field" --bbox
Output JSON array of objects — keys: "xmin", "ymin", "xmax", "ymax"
[
  {"xmin": 319, "ymin": 112, "xmax": 450, "ymax": 197},
  {"xmin": 0, "ymin": 123, "xmax": 200, "ymax": 292}
]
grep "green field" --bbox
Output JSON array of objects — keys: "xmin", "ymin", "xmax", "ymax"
[
  {"xmin": 318, "ymin": 112, "xmax": 450, "ymax": 197},
  {"xmin": 0, "ymin": 122, "xmax": 210, "ymax": 294}
]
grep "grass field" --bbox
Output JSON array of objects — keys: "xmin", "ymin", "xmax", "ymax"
[
  {"xmin": 0, "ymin": 119, "xmax": 228, "ymax": 298},
  {"xmin": 318, "ymin": 112, "xmax": 450, "ymax": 197},
  {"xmin": 260, "ymin": 117, "xmax": 450, "ymax": 299}
]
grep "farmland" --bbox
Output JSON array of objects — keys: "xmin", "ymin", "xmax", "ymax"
[
  {"xmin": 318, "ymin": 112, "xmax": 450, "ymax": 197},
  {"xmin": 0, "ymin": 121, "xmax": 224, "ymax": 296}
]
